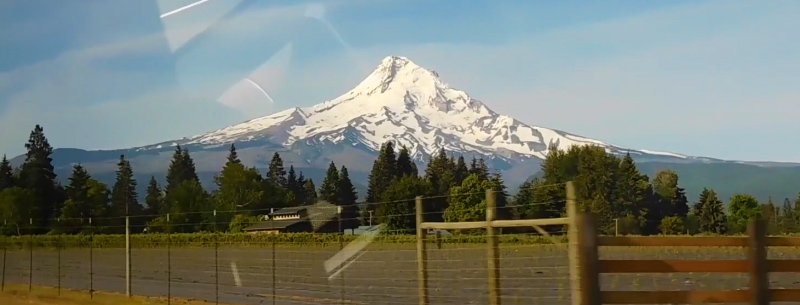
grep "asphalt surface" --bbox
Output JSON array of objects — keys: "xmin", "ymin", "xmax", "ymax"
[
  {"xmin": 0, "ymin": 244, "xmax": 573, "ymax": 305},
  {"xmin": 3, "ymin": 244, "xmax": 799, "ymax": 305}
]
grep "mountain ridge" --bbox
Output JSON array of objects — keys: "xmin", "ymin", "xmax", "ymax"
[{"xmin": 8, "ymin": 56, "xmax": 800, "ymax": 203}]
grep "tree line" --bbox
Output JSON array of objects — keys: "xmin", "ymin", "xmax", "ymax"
[{"xmin": 1, "ymin": 125, "xmax": 799, "ymax": 236}]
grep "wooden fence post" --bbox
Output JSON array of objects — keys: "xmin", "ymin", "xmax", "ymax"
[
  {"xmin": 748, "ymin": 218, "xmax": 769, "ymax": 305},
  {"xmin": 576, "ymin": 213, "xmax": 601, "ymax": 305},
  {"xmin": 486, "ymin": 188, "xmax": 501, "ymax": 305},
  {"xmin": 415, "ymin": 196, "xmax": 429, "ymax": 305},
  {"xmin": 567, "ymin": 181, "xmax": 580, "ymax": 305}
]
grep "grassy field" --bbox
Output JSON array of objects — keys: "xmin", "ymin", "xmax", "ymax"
[
  {"xmin": 2, "ymin": 241, "xmax": 800, "ymax": 305},
  {"xmin": 0, "ymin": 284, "xmax": 244, "ymax": 305}
]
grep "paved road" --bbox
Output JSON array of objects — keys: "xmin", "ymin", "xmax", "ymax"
[{"xmin": 1, "ymin": 244, "xmax": 574, "ymax": 305}]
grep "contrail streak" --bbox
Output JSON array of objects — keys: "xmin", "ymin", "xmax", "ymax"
[
  {"xmin": 244, "ymin": 78, "xmax": 275, "ymax": 104},
  {"xmin": 161, "ymin": 0, "xmax": 214, "ymax": 18}
]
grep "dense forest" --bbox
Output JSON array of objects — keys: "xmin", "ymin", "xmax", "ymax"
[{"xmin": 1, "ymin": 125, "xmax": 799, "ymax": 236}]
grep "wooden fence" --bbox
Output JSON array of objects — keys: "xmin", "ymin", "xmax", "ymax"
[
  {"xmin": 414, "ymin": 182, "xmax": 581, "ymax": 305},
  {"xmin": 575, "ymin": 214, "xmax": 800, "ymax": 305}
]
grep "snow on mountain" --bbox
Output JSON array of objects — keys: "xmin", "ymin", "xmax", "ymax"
[{"xmin": 140, "ymin": 56, "xmax": 687, "ymax": 161}]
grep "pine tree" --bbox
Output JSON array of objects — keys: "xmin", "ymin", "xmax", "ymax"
[
  {"xmin": 469, "ymin": 157, "xmax": 489, "ymax": 181},
  {"xmin": 61, "ymin": 164, "xmax": 109, "ymax": 233},
  {"xmin": 144, "ymin": 176, "xmax": 163, "ymax": 215},
  {"xmin": 303, "ymin": 179, "xmax": 317, "ymax": 204},
  {"xmin": 19, "ymin": 124, "xmax": 60, "ymax": 230},
  {"xmin": 367, "ymin": 141, "xmax": 397, "ymax": 203},
  {"xmin": 396, "ymin": 145, "xmax": 416, "ymax": 178},
  {"xmin": 295, "ymin": 172, "xmax": 307, "ymax": 205},
  {"xmin": 286, "ymin": 166, "xmax": 299, "ymax": 206},
  {"xmin": 454, "ymin": 156, "xmax": 469, "ymax": 185},
  {"xmin": 180, "ymin": 148, "xmax": 200, "ymax": 183},
  {"xmin": 424, "ymin": 148, "xmax": 456, "ymax": 221},
  {"xmin": 266, "ymin": 152, "xmax": 287, "ymax": 188},
  {"xmin": 378, "ymin": 175, "xmax": 431, "ymax": 233},
  {"xmin": 165, "ymin": 145, "xmax": 200, "ymax": 193},
  {"xmin": 0, "ymin": 155, "xmax": 14, "ymax": 191},
  {"xmin": 226, "ymin": 144, "xmax": 241, "ymax": 165},
  {"xmin": 111, "ymin": 155, "xmax": 140, "ymax": 217},
  {"xmin": 214, "ymin": 146, "xmax": 263, "ymax": 218},
  {"xmin": 337, "ymin": 166, "xmax": 359, "ymax": 229},
  {"xmin": 698, "ymin": 189, "xmax": 727, "ymax": 234},
  {"xmin": 319, "ymin": 162, "xmax": 339, "ymax": 203},
  {"xmin": 65, "ymin": 164, "xmax": 91, "ymax": 204}
]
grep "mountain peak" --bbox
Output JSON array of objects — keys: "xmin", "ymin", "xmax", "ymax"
[{"xmin": 172, "ymin": 55, "xmax": 689, "ymax": 164}]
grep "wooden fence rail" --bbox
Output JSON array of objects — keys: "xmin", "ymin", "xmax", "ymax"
[
  {"xmin": 576, "ymin": 214, "xmax": 800, "ymax": 305},
  {"xmin": 414, "ymin": 183, "xmax": 579, "ymax": 305}
]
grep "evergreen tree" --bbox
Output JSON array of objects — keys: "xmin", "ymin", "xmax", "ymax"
[
  {"xmin": 287, "ymin": 166, "xmax": 299, "ymax": 196},
  {"xmin": 295, "ymin": 172, "xmax": 307, "ymax": 205},
  {"xmin": 226, "ymin": 144, "xmax": 240, "ymax": 165},
  {"xmin": 378, "ymin": 175, "xmax": 432, "ymax": 233},
  {"xmin": 336, "ymin": 166, "xmax": 359, "ymax": 229},
  {"xmin": 144, "ymin": 176, "xmax": 163, "ymax": 216},
  {"xmin": 214, "ymin": 146, "xmax": 263, "ymax": 219},
  {"xmin": 19, "ymin": 125, "xmax": 60, "ymax": 230},
  {"xmin": 0, "ymin": 187, "xmax": 38, "ymax": 235},
  {"xmin": 61, "ymin": 177, "xmax": 109, "ymax": 234},
  {"xmin": 454, "ymin": 156, "xmax": 469, "ymax": 185},
  {"xmin": 396, "ymin": 145, "xmax": 416, "ymax": 178},
  {"xmin": 0, "ymin": 155, "xmax": 14, "ymax": 191},
  {"xmin": 165, "ymin": 145, "xmax": 199, "ymax": 193},
  {"xmin": 163, "ymin": 180, "xmax": 212, "ymax": 233},
  {"xmin": 366, "ymin": 141, "xmax": 397, "ymax": 203},
  {"xmin": 444, "ymin": 174, "xmax": 492, "ymax": 224},
  {"xmin": 468, "ymin": 157, "xmax": 490, "ymax": 181},
  {"xmin": 780, "ymin": 197, "xmax": 798, "ymax": 233},
  {"xmin": 423, "ymin": 148, "xmax": 456, "ymax": 220},
  {"xmin": 698, "ymin": 189, "xmax": 727, "ymax": 234},
  {"xmin": 614, "ymin": 154, "xmax": 651, "ymax": 233},
  {"xmin": 111, "ymin": 155, "xmax": 141, "ymax": 217},
  {"xmin": 762, "ymin": 197, "xmax": 779, "ymax": 234},
  {"xmin": 266, "ymin": 152, "xmax": 287, "ymax": 188},
  {"xmin": 65, "ymin": 164, "xmax": 91, "ymax": 203},
  {"xmin": 303, "ymin": 179, "xmax": 318, "ymax": 204},
  {"xmin": 319, "ymin": 162, "xmax": 339, "ymax": 203},
  {"xmin": 489, "ymin": 172, "xmax": 512, "ymax": 220},
  {"xmin": 727, "ymin": 194, "xmax": 761, "ymax": 234}
]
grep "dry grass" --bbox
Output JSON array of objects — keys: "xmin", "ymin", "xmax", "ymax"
[{"xmin": 0, "ymin": 284, "xmax": 240, "ymax": 305}]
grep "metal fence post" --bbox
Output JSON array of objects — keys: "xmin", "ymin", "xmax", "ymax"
[
  {"xmin": 167, "ymin": 213, "xmax": 171, "ymax": 305},
  {"xmin": 415, "ymin": 196, "xmax": 429, "ymax": 305},
  {"xmin": 1, "ymin": 227, "xmax": 6, "ymax": 292},
  {"xmin": 338, "ymin": 207, "xmax": 344, "ymax": 305},
  {"xmin": 28, "ymin": 218, "xmax": 32, "ymax": 292},
  {"xmin": 486, "ymin": 189, "xmax": 501, "ymax": 305},
  {"xmin": 89, "ymin": 217, "xmax": 94, "ymax": 299},
  {"xmin": 214, "ymin": 210, "xmax": 219, "ymax": 305},
  {"xmin": 57, "ymin": 218, "xmax": 62, "ymax": 296},
  {"xmin": 271, "ymin": 214, "xmax": 276, "ymax": 305},
  {"xmin": 126, "ymin": 215, "xmax": 131, "ymax": 297}
]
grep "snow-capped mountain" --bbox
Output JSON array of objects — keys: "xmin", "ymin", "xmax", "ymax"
[
  {"xmin": 138, "ymin": 56, "xmax": 692, "ymax": 163},
  {"xmin": 15, "ymin": 55, "xmax": 800, "ymax": 202}
]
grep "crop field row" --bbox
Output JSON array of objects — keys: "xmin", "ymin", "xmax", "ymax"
[{"xmin": 2, "ymin": 243, "xmax": 800, "ymax": 305}]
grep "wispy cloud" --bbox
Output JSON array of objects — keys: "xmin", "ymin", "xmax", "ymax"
[{"xmin": 0, "ymin": 0, "xmax": 798, "ymax": 162}]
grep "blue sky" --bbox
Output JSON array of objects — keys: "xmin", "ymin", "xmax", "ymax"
[{"xmin": 0, "ymin": 0, "xmax": 798, "ymax": 162}]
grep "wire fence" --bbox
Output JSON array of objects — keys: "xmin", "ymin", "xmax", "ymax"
[{"xmin": 0, "ymin": 189, "xmax": 575, "ymax": 305}]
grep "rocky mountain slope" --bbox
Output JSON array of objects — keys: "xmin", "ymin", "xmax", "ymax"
[{"xmin": 12, "ymin": 56, "xmax": 800, "ymax": 202}]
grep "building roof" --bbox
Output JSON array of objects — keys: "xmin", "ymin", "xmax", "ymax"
[
  {"xmin": 270, "ymin": 206, "xmax": 307, "ymax": 215},
  {"xmin": 244, "ymin": 201, "xmax": 340, "ymax": 232}
]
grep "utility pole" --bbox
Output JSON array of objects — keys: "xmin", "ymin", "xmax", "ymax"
[{"xmin": 614, "ymin": 218, "xmax": 619, "ymax": 236}]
